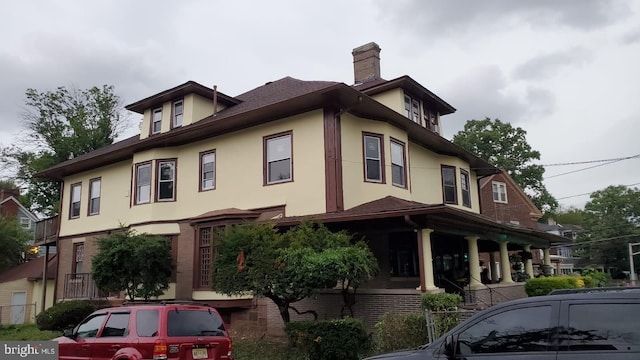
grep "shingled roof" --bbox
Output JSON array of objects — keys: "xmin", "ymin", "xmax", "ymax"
[{"xmin": 0, "ymin": 255, "xmax": 57, "ymax": 283}]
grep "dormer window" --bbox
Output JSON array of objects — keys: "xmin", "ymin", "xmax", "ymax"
[
  {"xmin": 404, "ymin": 95, "xmax": 421, "ymax": 125},
  {"xmin": 172, "ymin": 100, "xmax": 183, "ymax": 128},
  {"xmin": 152, "ymin": 108, "xmax": 162, "ymax": 134}
]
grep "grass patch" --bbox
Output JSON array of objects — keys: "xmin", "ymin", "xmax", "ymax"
[
  {"xmin": 0, "ymin": 324, "xmax": 61, "ymax": 340},
  {"xmin": 233, "ymin": 338, "xmax": 307, "ymax": 360}
]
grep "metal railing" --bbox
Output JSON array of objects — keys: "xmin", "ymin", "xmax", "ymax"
[
  {"xmin": 63, "ymin": 273, "xmax": 102, "ymax": 299},
  {"xmin": 425, "ymin": 309, "xmax": 476, "ymax": 344},
  {"xmin": 0, "ymin": 304, "xmax": 37, "ymax": 325}
]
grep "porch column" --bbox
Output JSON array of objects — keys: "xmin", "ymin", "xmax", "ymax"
[
  {"xmin": 523, "ymin": 244, "xmax": 534, "ymax": 279},
  {"xmin": 420, "ymin": 228, "xmax": 438, "ymax": 291},
  {"xmin": 465, "ymin": 236, "xmax": 482, "ymax": 288},
  {"xmin": 543, "ymin": 248, "xmax": 551, "ymax": 266},
  {"xmin": 499, "ymin": 241, "xmax": 514, "ymax": 283}
]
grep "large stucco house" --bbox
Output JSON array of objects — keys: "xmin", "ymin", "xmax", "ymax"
[{"xmin": 34, "ymin": 43, "xmax": 566, "ymax": 333}]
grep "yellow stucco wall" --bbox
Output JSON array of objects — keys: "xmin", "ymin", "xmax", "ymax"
[
  {"xmin": 369, "ymin": 88, "xmax": 404, "ymax": 114},
  {"xmin": 60, "ymin": 110, "xmax": 327, "ymax": 236},
  {"xmin": 30, "ymin": 280, "xmax": 55, "ymax": 316}
]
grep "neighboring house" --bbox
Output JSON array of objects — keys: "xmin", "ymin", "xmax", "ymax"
[
  {"xmin": 34, "ymin": 43, "xmax": 567, "ymax": 333},
  {"xmin": 0, "ymin": 188, "xmax": 38, "ymax": 231},
  {"xmin": 538, "ymin": 221, "xmax": 582, "ymax": 275},
  {"xmin": 0, "ymin": 255, "xmax": 57, "ymax": 324}
]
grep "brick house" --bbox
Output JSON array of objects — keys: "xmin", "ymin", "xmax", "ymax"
[{"xmin": 34, "ymin": 43, "xmax": 567, "ymax": 334}]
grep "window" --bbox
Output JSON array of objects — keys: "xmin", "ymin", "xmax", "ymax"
[
  {"xmin": 157, "ymin": 160, "xmax": 176, "ymax": 201},
  {"xmin": 492, "ymin": 181, "xmax": 508, "ymax": 203},
  {"xmin": 136, "ymin": 310, "xmax": 159, "ymax": 337},
  {"xmin": 101, "ymin": 313, "xmax": 130, "ymax": 337},
  {"xmin": 20, "ymin": 217, "xmax": 30, "ymax": 228},
  {"xmin": 73, "ymin": 243, "xmax": 84, "ymax": 274},
  {"xmin": 441, "ymin": 166, "xmax": 457, "ymax": 204},
  {"xmin": 200, "ymin": 151, "xmax": 215, "ymax": 191},
  {"xmin": 135, "ymin": 163, "xmax": 152, "ymax": 204},
  {"xmin": 390, "ymin": 139, "xmax": 406, "ymax": 187},
  {"xmin": 151, "ymin": 108, "xmax": 162, "ymax": 134},
  {"xmin": 172, "ymin": 100, "xmax": 183, "ymax": 128},
  {"xmin": 363, "ymin": 133, "xmax": 384, "ymax": 183},
  {"xmin": 265, "ymin": 132, "xmax": 292, "ymax": 184},
  {"xmin": 460, "ymin": 169, "xmax": 471, "ymax": 207},
  {"xmin": 563, "ymin": 303, "xmax": 640, "ymax": 352},
  {"xmin": 89, "ymin": 178, "xmax": 101, "ymax": 215},
  {"xmin": 197, "ymin": 227, "xmax": 213, "ymax": 288},
  {"xmin": 403, "ymin": 94, "xmax": 421, "ymax": 124},
  {"xmin": 70, "ymin": 183, "xmax": 81, "ymax": 218},
  {"xmin": 389, "ymin": 232, "xmax": 419, "ymax": 277},
  {"xmin": 76, "ymin": 314, "xmax": 107, "ymax": 339},
  {"xmin": 167, "ymin": 310, "xmax": 225, "ymax": 337},
  {"xmin": 457, "ymin": 305, "xmax": 554, "ymax": 354},
  {"xmin": 424, "ymin": 107, "xmax": 439, "ymax": 132}
]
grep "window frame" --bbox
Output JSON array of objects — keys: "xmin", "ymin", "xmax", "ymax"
[
  {"xmin": 441, "ymin": 165, "xmax": 458, "ymax": 204},
  {"xmin": 171, "ymin": 100, "xmax": 183, "ymax": 129},
  {"xmin": 390, "ymin": 138, "xmax": 407, "ymax": 188},
  {"xmin": 492, "ymin": 181, "xmax": 508, "ymax": 203},
  {"xmin": 195, "ymin": 226, "xmax": 214, "ymax": 289},
  {"xmin": 155, "ymin": 159, "xmax": 177, "ymax": 202},
  {"xmin": 151, "ymin": 108, "xmax": 162, "ymax": 135},
  {"xmin": 264, "ymin": 131, "xmax": 293, "ymax": 185},
  {"xmin": 69, "ymin": 182, "xmax": 82, "ymax": 219},
  {"xmin": 403, "ymin": 94, "xmax": 422, "ymax": 125},
  {"xmin": 362, "ymin": 132, "xmax": 385, "ymax": 183},
  {"xmin": 199, "ymin": 150, "xmax": 216, "ymax": 192},
  {"xmin": 73, "ymin": 242, "xmax": 84, "ymax": 274},
  {"xmin": 88, "ymin": 177, "xmax": 101, "ymax": 216},
  {"xmin": 460, "ymin": 169, "xmax": 471, "ymax": 208},
  {"xmin": 134, "ymin": 162, "xmax": 152, "ymax": 205}
]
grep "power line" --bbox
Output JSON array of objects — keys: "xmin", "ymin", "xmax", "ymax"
[
  {"xmin": 555, "ymin": 182, "xmax": 640, "ymax": 201},
  {"xmin": 541, "ymin": 154, "xmax": 640, "ymax": 167},
  {"xmin": 544, "ymin": 154, "xmax": 640, "ymax": 179}
]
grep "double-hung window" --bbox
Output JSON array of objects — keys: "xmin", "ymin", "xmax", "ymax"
[
  {"xmin": 460, "ymin": 170, "xmax": 471, "ymax": 207},
  {"xmin": 151, "ymin": 108, "xmax": 162, "ymax": 134},
  {"xmin": 135, "ymin": 163, "xmax": 151, "ymax": 204},
  {"xmin": 73, "ymin": 243, "xmax": 84, "ymax": 274},
  {"xmin": 390, "ymin": 139, "xmax": 406, "ymax": 187},
  {"xmin": 404, "ymin": 94, "xmax": 421, "ymax": 124},
  {"xmin": 492, "ymin": 181, "xmax": 508, "ymax": 203},
  {"xmin": 88, "ymin": 178, "xmax": 101, "ymax": 215},
  {"xmin": 157, "ymin": 160, "xmax": 176, "ymax": 201},
  {"xmin": 70, "ymin": 183, "xmax": 81, "ymax": 218},
  {"xmin": 200, "ymin": 151, "xmax": 215, "ymax": 191},
  {"xmin": 172, "ymin": 100, "xmax": 183, "ymax": 128},
  {"xmin": 363, "ymin": 133, "xmax": 384, "ymax": 183},
  {"xmin": 441, "ymin": 165, "xmax": 457, "ymax": 204},
  {"xmin": 265, "ymin": 132, "xmax": 292, "ymax": 184}
]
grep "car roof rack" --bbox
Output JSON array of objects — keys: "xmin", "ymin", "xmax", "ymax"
[
  {"xmin": 549, "ymin": 286, "xmax": 640, "ymax": 295},
  {"xmin": 121, "ymin": 300, "xmax": 212, "ymax": 307}
]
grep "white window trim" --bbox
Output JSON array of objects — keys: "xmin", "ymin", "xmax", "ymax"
[
  {"xmin": 390, "ymin": 140, "xmax": 406, "ymax": 187},
  {"xmin": 152, "ymin": 108, "xmax": 162, "ymax": 134},
  {"xmin": 364, "ymin": 134, "xmax": 383, "ymax": 183},
  {"xmin": 492, "ymin": 181, "xmax": 508, "ymax": 203},
  {"xmin": 201, "ymin": 151, "xmax": 215, "ymax": 191},
  {"xmin": 136, "ymin": 163, "xmax": 152, "ymax": 205},
  {"xmin": 265, "ymin": 133, "xmax": 292, "ymax": 184},
  {"xmin": 157, "ymin": 160, "xmax": 176, "ymax": 201},
  {"xmin": 172, "ymin": 100, "xmax": 183, "ymax": 128},
  {"xmin": 89, "ymin": 178, "xmax": 101, "ymax": 215},
  {"xmin": 70, "ymin": 183, "xmax": 81, "ymax": 218}
]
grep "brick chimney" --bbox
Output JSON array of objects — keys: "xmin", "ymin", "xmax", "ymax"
[
  {"xmin": 0, "ymin": 188, "xmax": 20, "ymax": 201},
  {"xmin": 352, "ymin": 42, "xmax": 381, "ymax": 84}
]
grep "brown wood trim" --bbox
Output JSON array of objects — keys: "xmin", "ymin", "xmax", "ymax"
[
  {"xmin": 87, "ymin": 177, "xmax": 102, "ymax": 216},
  {"xmin": 198, "ymin": 150, "xmax": 216, "ymax": 192},
  {"xmin": 362, "ymin": 132, "xmax": 386, "ymax": 184},
  {"xmin": 133, "ymin": 161, "xmax": 152, "ymax": 206},
  {"xmin": 460, "ymin": 169, "xmax": 471, "ymax": 208},
  {"xmin": 390, "ymin": 137, "xmax": 407, "ymax": 189},
  {"xmin": 416, "ymin": 229, "xmax": 426, "ymax": 292},
  {"xmin": 263, "ymin": 130, "xmax": 293, "ymax": 186},
  {"xmin": 155, "ymin": 158, "xmax": 178, "ymax": 202},
  {"xmin": 441, "ymin": 165, "xmax": 458, "ymax": 205},
  {"xmin": 69, "ymin": 182, "xmax": 82, "ymax": 220},
  {"xmin": 323, "ymin": 107, "xmax": 343, "ymax": 212}
]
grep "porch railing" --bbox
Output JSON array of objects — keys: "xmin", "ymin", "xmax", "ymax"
[
  {"xmin": 63, "ymin": 273, "xmax": 103, "ymax": 299},
  {"xmin": 34, "ymin": 216, "xmax": 59, "ymax": 246}
]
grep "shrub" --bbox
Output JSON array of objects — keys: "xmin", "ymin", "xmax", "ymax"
[
  {"xmin": 374, "ymin": 312, "xmax": 427, "ymax": 353},
  {"xmin": 525, "ymin": 276, "xmax": 591, "ymax": 296},
  {"xmin": 36, "ymin": 300, "xmax": 97, "ymax": 331},
  {"xmin": 581, "ymin": 268, "xmax": 611, "ymax": 287},
  {"xmin": 285, "ymin": 318, "xmax": 370, "ymax": 360},
  {"xmin": 421, "ymin": 293, "xmax": 462, "ymax": 311}
]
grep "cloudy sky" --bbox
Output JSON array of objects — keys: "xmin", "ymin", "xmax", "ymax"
[{"xmin": 1, "ymin": 0, "xmax": 639, "ymax": 209}]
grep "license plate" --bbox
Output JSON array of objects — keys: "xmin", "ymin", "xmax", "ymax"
[{"xmin": 192, "ymin": 348, "xmax": 208, "ymax": 359}]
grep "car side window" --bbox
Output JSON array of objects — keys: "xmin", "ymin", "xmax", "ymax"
[
  {"xmin": 101, "ymin": 313, "xmax": 130, "ymax": 337},
  {"xmin": 457, "ymin": 305, "xmax": 553, "ymax": 354},
  {"xmin": 136, "ymin": 310, "xmax": 159, "ymax": 337},
  {"xmin": 563, "ymin": 303, "xmax": 640, "ymax": 352},
  {"xmin": 76, "ymin": 314, "xmax": 107, "ymax": 339}
]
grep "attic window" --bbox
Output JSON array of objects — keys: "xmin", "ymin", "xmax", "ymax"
[
  {"xmin": 492, "ymin": 181, "xmax": 508, "ymax": 203},
  {"xmin": 152, "ymin": 108, "xmax": 162, "ymax": 134},
  {"xmin": 404, "ymin": 95, "xmax": 421, "ymax": 125},
  {"xmin": 172, "ymin": 100, "xmax": 183, "ymax": 128}
]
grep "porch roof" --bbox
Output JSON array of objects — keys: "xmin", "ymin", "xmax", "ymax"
[{"xmin": 276, "ymin": 196, "xmax": 569, "ymax": 248}]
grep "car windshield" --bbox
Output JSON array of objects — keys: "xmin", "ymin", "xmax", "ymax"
[{"xmin": 167, "ymin": 309, "xmax": 226, "ymax": 337}]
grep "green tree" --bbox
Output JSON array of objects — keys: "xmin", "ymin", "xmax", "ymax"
[
  {"xmin": 452, "ymin": 117, "xmax": 558, "ymax": 215},
  {"xmin": 1, "ymin": 85, "xmax": 128, "ymax": 216},
  {"xmin": 576, "ymin": 185, "xmax": 640, "ymax": 275},
  {"xmin": 212, "ymin": 222, "xmax": 377, "ymax": 324},
  {"xmin": 554, "ymin": 206, "xmax": 586, "ymax": 226},
  {"xmin": 92, "ymin": 228, "xmax": 174, "ymax": 301},
  {"xmin": 0, "ymin": 216, "xmax": 31, "ymax": 272}
]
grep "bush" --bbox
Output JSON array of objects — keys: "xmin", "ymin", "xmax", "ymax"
[
  {"xmin": 374, "ymin": 312, "xmax": 427, "ymax": 353},
  {"xmin": 525, "ymin": 276, "xmax": 591, "ymax": 296},
  {"xmin": 36, "ymin": 300, "xmax": 97, "ymax": 331},
  {"xmin": 581, "ymin": 268, "xmax": 611, "ymax": 287},
  {"xmin": 285, "ymin": 318, "xmax": 370, "ymax": 360},
  {"xmin": 421, "ymin": 293, "xmax": 462, "ymax": 311}
]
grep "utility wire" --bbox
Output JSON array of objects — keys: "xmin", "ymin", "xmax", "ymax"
[
  {"xmin": 541, "ymin": 154, "xmax": 640, "ymax": 167},
  {"xmin": 544, "ymin": 154, "xmax": 640, "ymax": 179}
]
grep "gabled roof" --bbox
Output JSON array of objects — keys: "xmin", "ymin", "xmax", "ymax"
[
  {"xmin": 0, "ymin": 196, "xmax": 38, "ymax": 222},
  {"xmin": 479, "ymin": 171, "xmax": 542, "ymax": 219},
  {"xmin": 37, "ymin": 77, "xmax": 498, "ymax": 180},
  {"xmin": 0, "ymin": 255, "xmax": 57, "ymax": 283},
  {"xmin": 125, "ymin": 81, "xmax": 240, "ymax": 114}
]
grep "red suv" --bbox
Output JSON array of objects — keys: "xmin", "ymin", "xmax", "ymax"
[{"xmin": 54, "ymin": 302, "xmax": 234, "ymax": 360}]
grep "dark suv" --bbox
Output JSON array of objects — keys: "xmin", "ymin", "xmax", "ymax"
[
  {"xmin": 366, "ymin": 290, "xmax": 640, "ymax": 359},
  {"xmin": 55, "ymin": 302, "xmax": 234, "ymax": 360}
]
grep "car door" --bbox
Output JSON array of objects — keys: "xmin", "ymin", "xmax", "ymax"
[
  {"xmin": 449, "ymin": 301, "xmax": 560, "ymax": 360},
  {"xmin": 91, "ymin": 311, "xmax": 132, "ymax": 360},
  {"xmin": 58, "ymin": 313, "xmax": 108, "ymax": 360},
  {"xmin": 556, "ymin": 299, "xmax": 640, "ymax": 360}
]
